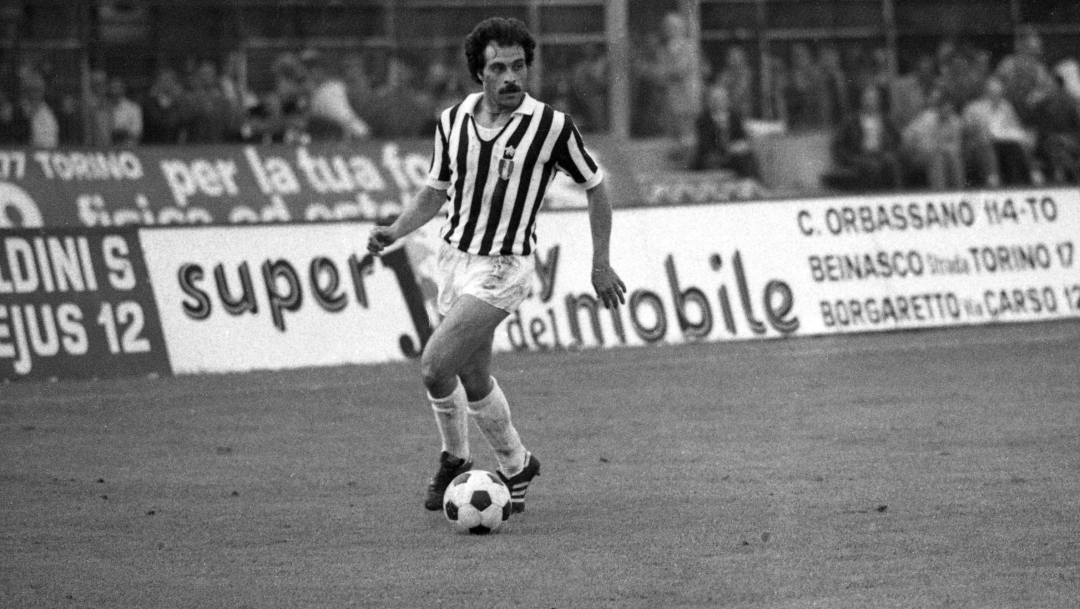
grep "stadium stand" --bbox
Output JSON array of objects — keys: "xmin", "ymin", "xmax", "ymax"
[{"xmin": 2, "ymin": 0, "xmax": 1079, "ymax": 196}]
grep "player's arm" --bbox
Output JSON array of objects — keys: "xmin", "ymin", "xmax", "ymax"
[
  {"xmin": 585, "ymin": 180, "xmax": 626, "ymax": 309},
  {"xmin": 367, "ymin": 186, "xmax": 447, "ymax": 255}
]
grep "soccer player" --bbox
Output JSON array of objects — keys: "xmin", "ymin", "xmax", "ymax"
[{"xmin": 367, "ymin": 17, "xmax": 626, "ymax": 514}]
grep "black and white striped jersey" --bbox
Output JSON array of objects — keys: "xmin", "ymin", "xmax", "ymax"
[{"xmin": 426, "ymin": 92, "xmax": 603, "ymax": 256}]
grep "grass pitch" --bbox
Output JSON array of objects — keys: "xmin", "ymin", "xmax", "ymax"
[{"xmin": 2, "ymin": 321, "xmax": 1079, "ymax": 608}]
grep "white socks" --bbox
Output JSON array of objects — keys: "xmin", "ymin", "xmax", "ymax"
[
  {"xmin": 429, "ymin": 381, "xmax": 470, "ymax": 462},
  {"xmin": 467, "ymin": 378, "xmax": 527, "ymax": 477}
]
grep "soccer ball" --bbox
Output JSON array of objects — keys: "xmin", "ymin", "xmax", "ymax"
[{"xmin": 443, "ymin": 470, "xmax": 512, "ymax": 535}]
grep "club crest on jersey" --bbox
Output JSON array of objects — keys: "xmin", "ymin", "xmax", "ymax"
[{"xmin": 498, "ymin": 146, "xmax": 516, "ymax": 180}]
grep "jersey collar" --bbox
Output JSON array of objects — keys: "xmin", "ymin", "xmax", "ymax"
[{"xmin": 466, "ymin": 92, "xmax": 539, "ymax": 117}]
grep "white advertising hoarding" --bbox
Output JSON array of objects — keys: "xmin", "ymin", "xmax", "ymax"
[
  {"xmin": 136, "ymin": 187, "xmax": 1079, "ymax": 374},
  {"xmin": 496, "ymin": 187, "xmax": 1080, "ymax": 352},
  {"xmin": 140, "ymin": 223, "xmax": 432, "ymax": 373}
]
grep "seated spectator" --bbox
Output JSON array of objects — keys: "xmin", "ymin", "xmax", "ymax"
[
  {"xmin": 248, "ymin": 53, "xmax": 310, "ymax": 144},
  {"xmin": 940, "ymin": 46, "xmax": 989, "ymax": 112},
  {"xmin": 855, "ymin": 46, "xmax": 893, "ymax": 98},
  {"xmin": 143, "ymin": 68, "xmax": 187, "ymax": 145},
  {"xmin": 761, "ymin": 53, "xmax": 788, "ymax": 123},
  {"xmin": 0, "ymin": 94, "xmax": 17, "ymax": 144},
  {"xmin": 18, "ymin": 71, "xmax": 59, "ymax": 148},
  {"xmin": 995, "ymin": 26, "xmax": 1056, "ymax": 124},
  {"xmin": 629, "ymin": 30, "xmax": 668, "ymax": 137},
  {"xmin": 86, "ymin": 70, "xmax": 113, "ymax": 147},
  {"xmin": 571, "ymin": 43, "xmax": 609, "ymax": 132},
  {"xmin": 185, "ymin": 60, "xmax": 237, "ymax": 144},
  {"xmin": 652, "ymin": 12, "xmax": 703, "ymax": 160},
  {"xmin": 372, "ymin": 55, "xmax": 432, "ymax": 138},
  {"xmin": 1056, "ymin": 59, "xmax": 1080, "ymax": 107},
  {"xmin": 547, "ymin": 69, "xmax": 578, "ymax": 118},
  {"xmin": 688, "ymin": 84, "xmax": 759, "ymax": 179},
  {"xmin": 301, "ymin": 49, "xmax": 371, "ymax": 141},
  {"xmin": 963, "ymin": 77, "xmax": 1042, "ymax": 186},
  {"xmin": 56, "ymin": 92, "xmax": 85, "ymax": 146},
  {"xmin": 108, "ymin": 77, "xmax": 142, "ymax": 145},
  {"xmin": 344, "ymin": 51, "xmax": 379, "ymax": 130},
  {"xmin": 823, "ymin": 85, "xmax": 902, "ymax": 191},
  {"xmin": 1028, "ymin": 76, "xmax": 1080, "ymax": 184},
  {"xmin": 220, "ymin": 50, "xmax": 259, "ymax": 139},
  {"xmin": 785, "ymin": 43, "xmax": 829, "ymax": 131},
  {"xmin": 890, "ymin": 53, "xmax": 937, "ymax": 134},
  {"xmin": 901, "ymin": 88, "xmax": 966, "ymax": 190},
  {"xmin": 716, "ymin": 44, "xmax": 754, "ymax": 120},
  {"xmin": 818, "ymin": 44, "xmax": 849, "ymax": 127},
  {"xmin": 422, "ymin": 59, "xmax": 469, "ymax": 129}
]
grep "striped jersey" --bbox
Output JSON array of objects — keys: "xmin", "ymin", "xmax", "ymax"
[{"xmin": 426, "ymin": 92, "xmax": 603, "ymax": 256}]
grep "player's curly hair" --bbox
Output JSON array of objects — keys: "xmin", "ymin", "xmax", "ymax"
[{"xmin": 463, "ymin": 17, "xmax": 536, "ymax": 84}]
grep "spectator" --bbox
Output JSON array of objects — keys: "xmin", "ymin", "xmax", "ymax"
[
  {"xmin": 761, "ymin": 52, "xmax": 788, "ymax": 123},
  {"xmin": 818, "ymin": 43, "xmax": 849, "ymax": 127},
  {"xmin": 86, "ymin": 70, "xmax": 113, "ymax": 147},
  {"xmin": 18, "ymin": 71, "xmax": 59, "ymax": 148},
  {"xmin": 963, "ymin": 76, "xmax": 1042, "ymax": 186},
  {"xmin": 0, "ymin": 94, "xmax": 17, "ymax": 144},
  {"xmin": 547, "ymin": 69, "xmax": 577, "ymax": 117},
  {"xmin": 785, "ymin": 43, "xmax": 829, "ymax": 130},
  {"xmin": 143, "ymin": 68, "xmax": 187, "ymax": 145},
  {"xmin": 1028, "ymin": 75, "xmax": 1080, "ymax": 184},
  {"xmin": 629, "ymin": 31, "xmax": 667, "ymax": 137},
  {"xmin": 301, "ymin": 49, "xmax": 371, "ymax": 141},
  {"xmin": 344, "ymin": 51, "xmax": 380, "ymax": 131},
  {"xmin": 688, "ymin": 83, "xmax": 759, "ymax": 179},
  {"xmin": 901, "ymin": 88, "xmax": 966, "ymax": 190},
  {"xmin": 421, "ymin": 59, "xmax": 469, "ymax": 131},
  {"xmin": 935, "ymin": 38, "xmax": 958, "ymax": 75},
  {"xmin": 56, "ymin": 93, "xmax": 85, "ymax": 146},
  {"xmin": 824, "ymin": 84, "xmax": 902, "ymax": 191},
  {"xmin": 185, "ymin": 60, "xmax": 238, "ymax": 143},
  {"xmin": 571, "ymin": 43, "xmax": 609, "ymax": 132},
  {"xmin": 1055, "ymin": 59, "xmax": 1080, "ymax": 106},
  {"xmin": 890, "ymin": 53, "xmax": 937, "ymax": 133},
  {"xmin": 221, "ymin": 50, "xmax": 259, "ymax": 138},
  {"xmin": 108, "ymin": 77, "xmax": 142, "ymax": 145},
  {"xmin": 372, "ymin": 55, "xmax": 431, "ymax": 138},
  {"xmin": 716, "ymin": 44, "xmax": 754, "ymax": 120},
  {"xmin": 649, "ymin": 11, "xmax": 703, "ymax": 159},
  {"xmin": 995, "ymin": 26, "xmax": 1056, "ymax": 123},
  {"xmin": 848, "ymin": 46, "xmax": 890, "ymax": 115},
  {"xmin": 248, "ymin": 53, "xmax": 310, "ymax": 144},
  {"xmin": 954, "ymin": 46, "xmax": 992, "ymax": 110}
]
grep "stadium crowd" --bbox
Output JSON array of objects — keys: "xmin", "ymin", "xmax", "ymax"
[
  {"xmin": 629, "ymin": 15, "xmax": 1080, "ymax": 188},
  {"xmin": 0, "ymin": 48, "xmax": 475, "ymax": 148},
  {"xmin": 3, "ymin": 21, "xmax": 1079, "ymax": 190}
]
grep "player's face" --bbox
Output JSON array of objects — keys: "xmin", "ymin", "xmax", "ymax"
[{"xmin": 480, "ymin": 43, "xmax": 528, "ymax": 111}]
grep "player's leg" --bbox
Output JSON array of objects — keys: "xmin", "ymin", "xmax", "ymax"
[
  {"xmin": 450, "ymin": 305, "xmax": 541, "ymax": 514},
  {"xmin": 419, "ymin": 295, "xmax": 507, "ymax": 510},
  {"xmin": 457, "ymin": 325, "xmax": 527, "ymax": 477}
]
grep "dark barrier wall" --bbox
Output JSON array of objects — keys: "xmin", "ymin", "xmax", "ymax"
[
  {"xmin": 0, "ymin": 142, "xmax": 437, "ymax": 228},
  {"xmin": 0, "ymin": 227, "xmax": 170, "ymax": 381},
  {"xmin": 0, "ymin": 141, "xmax": 762, "ymax": 230}
]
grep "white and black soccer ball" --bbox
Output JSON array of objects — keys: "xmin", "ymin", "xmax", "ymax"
[{"xmin": 442, "ymin": 470, "xmax": 512, "ymax": 535}]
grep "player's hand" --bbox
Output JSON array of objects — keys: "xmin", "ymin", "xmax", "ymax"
[
  {"xmin": 591, "ymin": 265, "xmax": 626, "ymax": 310},
  {"xmin": 367, "ymin": 226, "xmax": 397, "ymax": 255}
]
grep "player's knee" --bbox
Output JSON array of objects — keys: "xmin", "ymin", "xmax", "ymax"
[
  {"xmin": 457, "ymin": 362, "xmax": 491, "ymax": 393},
  {"xmin": 419, "ymin": 351, "xmax": 455, "ymax": 392}
]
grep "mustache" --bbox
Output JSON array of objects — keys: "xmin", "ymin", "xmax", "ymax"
[{"xmin": 499, "ymin": 85, "xmax": 523, "ymax": 94}]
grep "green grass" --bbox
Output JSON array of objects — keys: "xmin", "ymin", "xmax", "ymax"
[{"xmin": 2, "ymin": 321, "xmax": 1079, "ymax": 608}]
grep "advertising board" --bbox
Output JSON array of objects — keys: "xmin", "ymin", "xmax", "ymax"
[
  {"xmin": 0, "ymin": 227, "xmax": 170, "ymax": 381},
  {"xmin": 495, "ymin": 187, "xmax": 1080, "ymax": 352},
  {"xmin": 138, "ymin": 223, "xmax": 434, "ymax": 374}
]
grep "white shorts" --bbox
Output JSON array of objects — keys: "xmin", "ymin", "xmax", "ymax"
[{"xmin": 436, "ymin": 241, "xmax": 534, "ymax": 317}]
